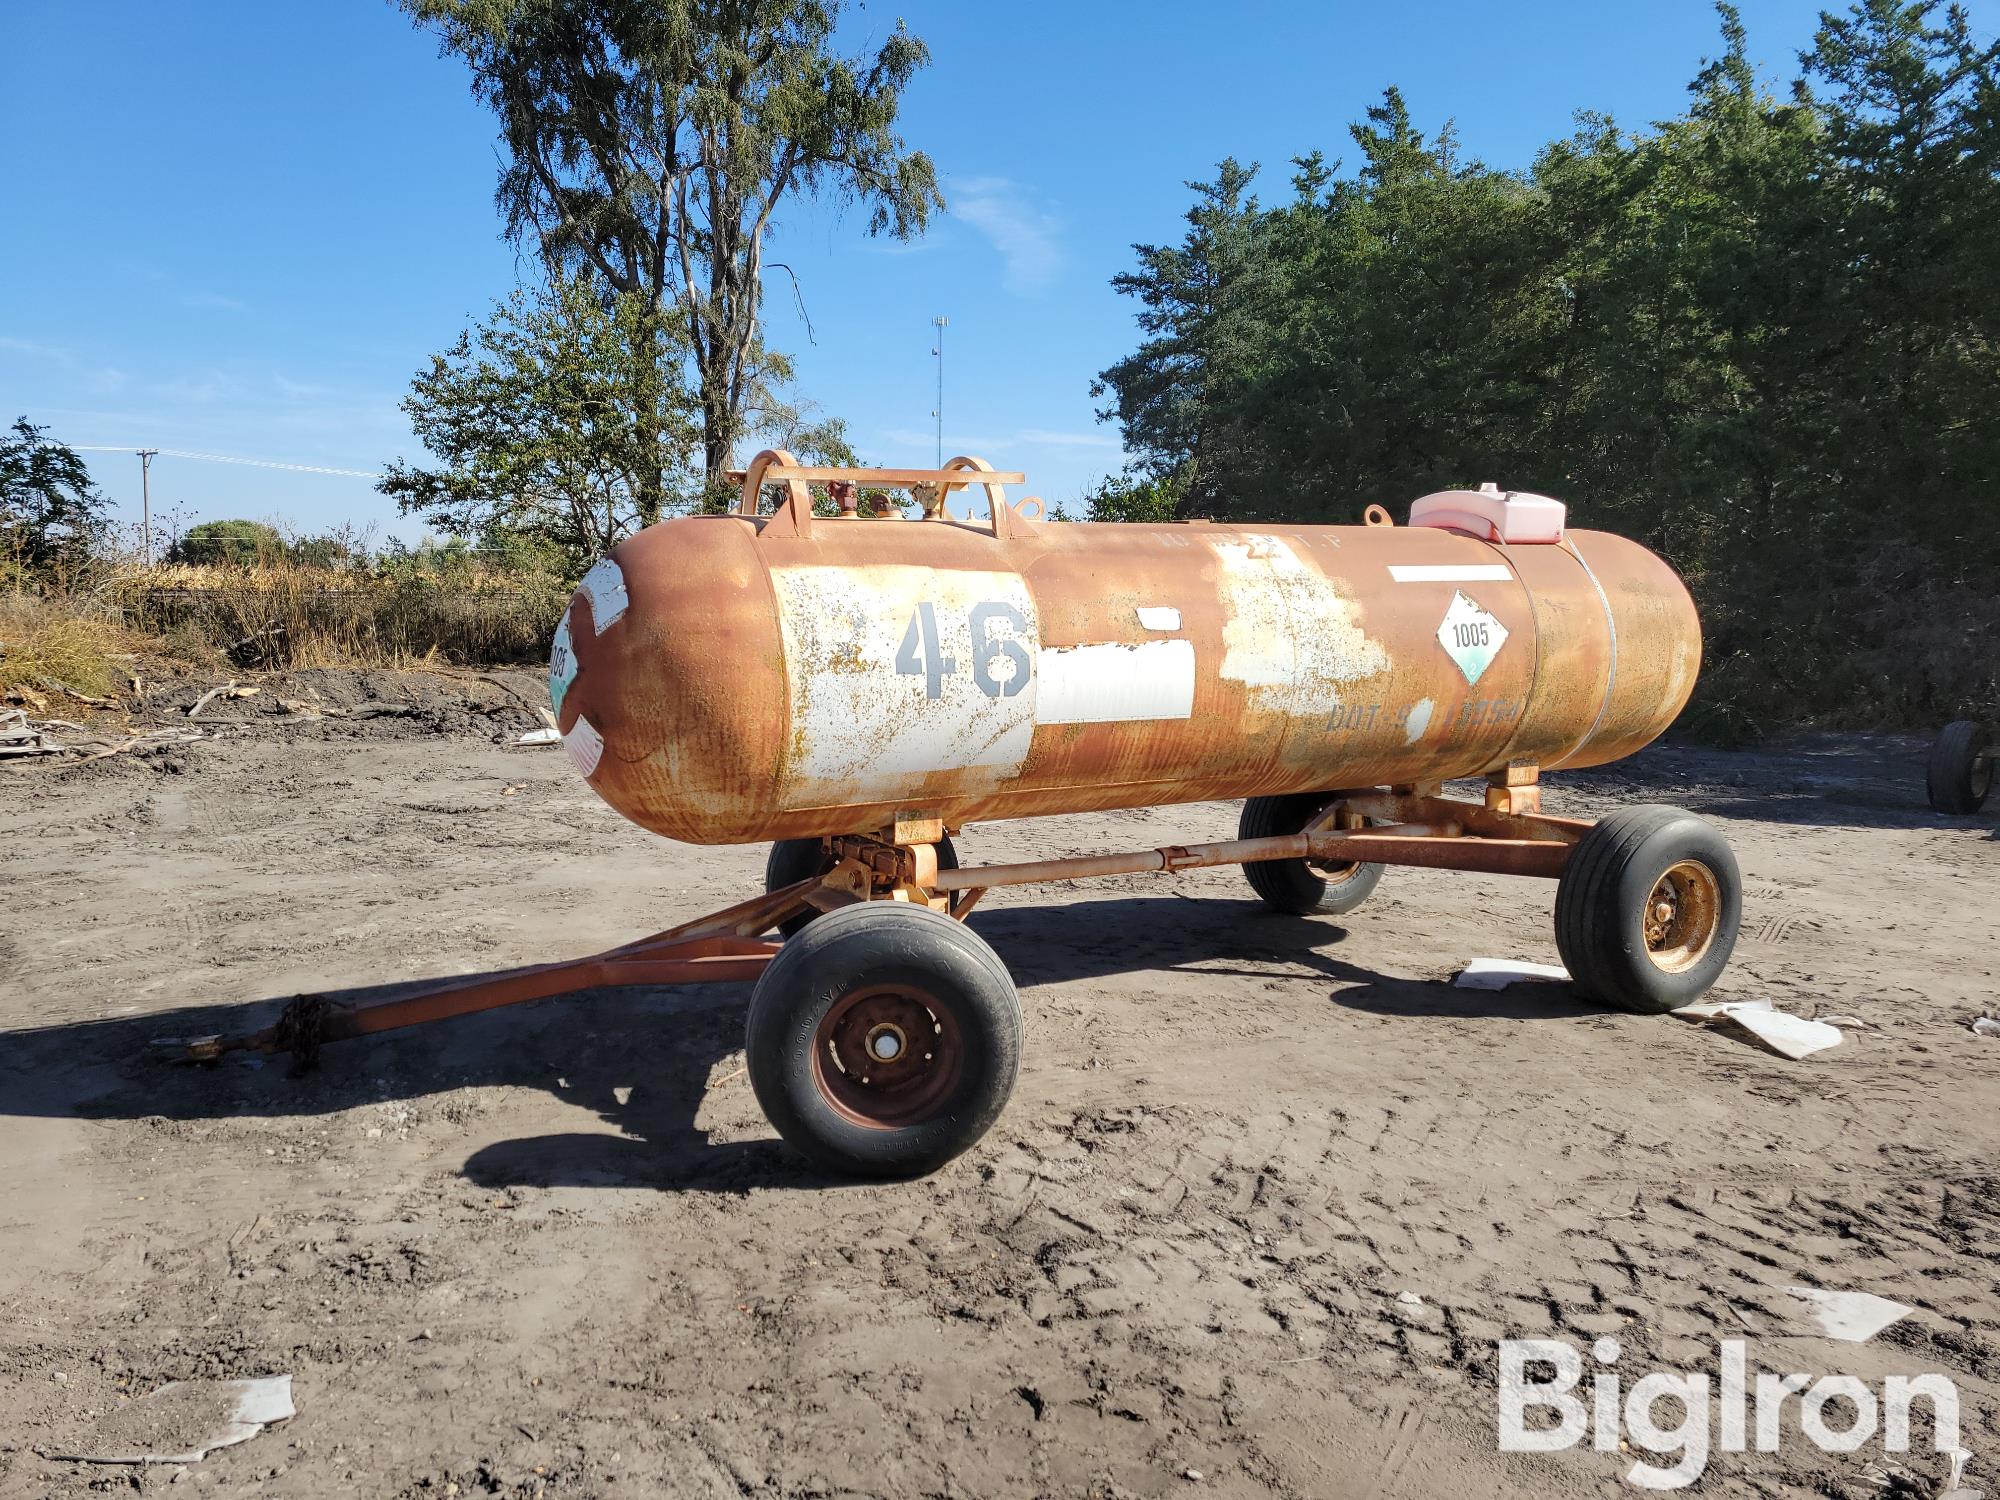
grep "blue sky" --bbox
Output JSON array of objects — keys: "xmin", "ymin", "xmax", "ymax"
[{"xmin": 6, "ymin": 0, "xmax": 1972, "ymax": 542}]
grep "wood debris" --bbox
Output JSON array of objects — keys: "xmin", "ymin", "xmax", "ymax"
[
  {"xmin": 1, "ymin": 708, "xmax": 201, "ymax": 763},
  {"xmin": 187, "ymin": 681, "xmax": 261, "ymax": 719}
]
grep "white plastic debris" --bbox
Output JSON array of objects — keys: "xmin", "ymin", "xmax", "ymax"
[
  {"xmin": 517, "ymin": 726, "xmax": 561, "ymax": 746},
  {"xmin": 1395, "ymin": 1291, "xmax": 1425, "ymax": 1308},
  {"xmin": 1719, "ymin": 1008, "xmax": 1842, "ymax": 1060},
  {"xmin": 1673, "ymin": 997, "xmax": 1773, "ymax": 1021},
  {"xmin": 1940, "ymin": 1447, "xmax": 1976, "ymax": 1500},
  {"xmin": 46, "ymin": 1375, "xmax": 294, "ymax": 1464},
  {"xmin": 1970, "ymin": 1016, "xmax": 2000, "ymax": 1039},
  {"xmin": 1674, "ymin": 1000, "xmax": 1841, "ymax": 1059},
  {"xmin": 1783, "ymin": 1286, "xmax": 1910, "ymax": 1343},
  {"xmin": 1452, "ymin": 958, "xmax": 1570, "ymax": 990}
]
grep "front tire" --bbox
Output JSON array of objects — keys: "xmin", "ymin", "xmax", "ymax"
[
  {"xmin": 1926, "ymin": 721, "xmax": 1992, "ymax": 815},
  {"xmin": 1239, "ymin": 792, "xmax": 1384, "ymax": 916},
  {"xmin": 765, "ymin": 834, "xmax": 960, "ymax": 936},
  {"xmin": 745, "ymin": 902, "xmax": 1022, "ymax": 1178},
  {"xmin": 1554, "ymin": 805, "xmax": 1741, "ymax": 1015}
]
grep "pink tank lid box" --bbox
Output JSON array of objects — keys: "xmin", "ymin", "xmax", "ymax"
[{"xmin": 1408, "ymin": 482, "xmax": 1566, "ymax": 545}]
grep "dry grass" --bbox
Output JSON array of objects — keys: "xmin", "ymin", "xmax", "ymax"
[
  {"xmin": 0, "ymin": 595, "xmax": 134, "ymax": 699},
  {"xmin": 107, "ymin": 562, "xmax": 567, "ymax": 671},
  {"xmin": 3, "ymin": 561, "xmax": 566, "ymax": 698}
]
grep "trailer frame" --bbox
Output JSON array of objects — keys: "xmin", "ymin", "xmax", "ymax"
[{"xmin": 172, "ymin": 771, "xmax": 1613, "ymax": 1069}]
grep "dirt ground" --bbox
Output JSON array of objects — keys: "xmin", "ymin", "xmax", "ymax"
[{"xmin": 2, "ymin": 671, "xmax": 1997, "ymax": 1498}]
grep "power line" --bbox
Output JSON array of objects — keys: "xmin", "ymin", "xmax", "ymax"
[{"xmin": 60, "ymin": 445, "xmax": 383, "ymax": 480}]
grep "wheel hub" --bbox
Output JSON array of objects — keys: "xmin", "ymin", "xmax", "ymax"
[
  {"xmin": 1642, "ymin": 860, "xmax": 1722, "ymax": 974},
  {"xmin": 812, "ymin": 986, "xmax": 963, "ymax": 1129}
]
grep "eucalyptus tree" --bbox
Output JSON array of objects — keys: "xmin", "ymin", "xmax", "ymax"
[{"xmin": 403, "ymin": 0, "xmax": 943, "ymax": 503}]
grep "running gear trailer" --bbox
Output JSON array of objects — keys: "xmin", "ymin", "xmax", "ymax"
[{"xmin": 175, "ymin": 459, "xmax": 1742, "ymax": 1179}]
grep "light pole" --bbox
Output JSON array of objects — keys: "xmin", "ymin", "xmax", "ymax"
[
  {"xmin": 137, "ymin": 449, "xmax": 158, "ymax": 565},
  {"xmin": 930, "ymin": 315, "xmax": 948, "ymax": 467}
]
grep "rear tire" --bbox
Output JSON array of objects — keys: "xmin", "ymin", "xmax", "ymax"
[
  {"xmin": 1554, "ymin": 805, "xmax": 1740, "ymax": 1015},
  {"xmin": 1238, "ymin": 792, "xmax": 1384, "ymax": 916},
  {"xmin": 745, "ymin": 902, "xmax": 1021, "ymax": 1178},
  {"xmin": 766, "ymin": 833, "xmax": 960, "ymax": 936},
  {"xmin": 1926, "ymin": 720, "xmax": 1992, "ymax": 815}
]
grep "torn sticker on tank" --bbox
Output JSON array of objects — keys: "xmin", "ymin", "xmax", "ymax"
[
  {"xmin": 564, "ymin": 713, "xmax": 604, "ymax": 779},
  {"xmin": 1437, "ymin": 591, "xmax": 1509, "ymax": 686},
  {"xmin": 578, "ymin": 558, "xmax": 629, "ymax": 634},
  {"xmin": 1211, "ymin": 534, "xmax": 1388, "ymax": 717},
  {"xmin": 548, "ymin": 611, "xmax": 577, "ymax": 718}
]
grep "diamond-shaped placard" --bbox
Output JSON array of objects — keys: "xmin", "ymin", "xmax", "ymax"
[{"xmin": 1437, "ymin": 591, "xmax": 1508, "ymax": 685}]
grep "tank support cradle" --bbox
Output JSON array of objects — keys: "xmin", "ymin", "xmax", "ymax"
[{"xmin": 163, "ymin": 777, "xmax": 1581, "ymax": 1067}]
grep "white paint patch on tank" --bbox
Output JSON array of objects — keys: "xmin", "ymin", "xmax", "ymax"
[
  {"xmin": 548, "ymin": 611, "xmax": 577, "ymax": 717},
  {"xmin": 1404, "ymin": 697, "xmax": 1435, "ymax": 744},
  {"xmin": 1135, "ymin": 606, "xmax": 1182, "ymax": 631},
  {"xmin": 1211, "ymin": 534, "xmax": 1389, "ymax": 717},
  {"xmin": 1035, "ymin": 640, "xmax": 1195, "ymax": 725},
  {"xmin": 578, "ymin": 557, "xmax": 629, "ymax": 633},
  {"xmin": 1387, "ymin": 563, "xmax": 1513, "ymax": 583},
  {"xmin": 769, "ymin": 564, "xmax": 1038, "ymax": 805},
  {"xmin": 565, "ymin": 713, "xmax": 604, "ymax": 778}
]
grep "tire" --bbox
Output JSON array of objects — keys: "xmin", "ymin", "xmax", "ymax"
[
  {"xmin": 766, "ymin": 833, "xmax": 960, "ymax": 936},
  {"xmin": 1238, "ymin": 792, "xmax": 1385, "ymax": 916},
  {"xmin": 744, "ymin": 902, "xmax": 1022, "ymax": 1178},
  {"xmin": 1926, "ymin": 720, "xmax": 1992, "ymax": 815},
  {"xmin": 1554, "ymin": 805, "xmax": 1741, "ymax": 1015}
]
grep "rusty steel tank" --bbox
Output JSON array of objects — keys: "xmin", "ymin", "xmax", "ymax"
[{"xmin": 549, "ymin": 467, "xmax": 1700, "ymax": 846}]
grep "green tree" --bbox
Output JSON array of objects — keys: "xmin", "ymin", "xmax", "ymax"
[
  {"xmin": 402, "ymin": 0, "xmax": 943, "ymax": 494},
  {"xmin": 1091, "ymin": 159, "xmax": 1264, "ymax": 502},
  {"xmin": 1083, "ymin": 471, "xmax": 1184, "ymax": 522},
  {"xmin": 1796, "ymin": 0, "xmax": 2000, "ymax": 549},
  {"xmin": 1089, "ymin": 3, "xmax": 2000, "ymax": 730},
  {"xmin": 379, "ymin": 278, "xmax": 701, "ymax": 571},
  {"xmin": 0, "ymin": 417, "xmax": 108, "ymax": 580},
  {"xmin": 170, "ymin": 519, "xmax": 287, "ymax": 567}
]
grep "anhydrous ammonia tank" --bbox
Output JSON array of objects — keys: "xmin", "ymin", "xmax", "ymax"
[{"xmin": 550, "ymin": 491, "xmax": 1699, "ymax": 845}]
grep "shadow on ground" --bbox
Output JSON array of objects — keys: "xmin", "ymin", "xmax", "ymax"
[{"xmin": 0, "ymin": 894, "xmax": 1614, "ymax": 1194}]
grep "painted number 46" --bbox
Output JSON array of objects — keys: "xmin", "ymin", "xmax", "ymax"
[{"xmin": 897, "ymin": 601, "xmax": 1031, "ymax": 700}]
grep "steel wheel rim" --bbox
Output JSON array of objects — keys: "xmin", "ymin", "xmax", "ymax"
[
  {"xmin": 1642, "ymin": 859, "xmax": 1722, "ymax": 974},
  {"xmin": 811, "ymin": 984, "xmax": 965, "ymax": 1130},
  {"xmin": 1973, "ymin": 753, "xmax": 1993, "ymax": 801}
]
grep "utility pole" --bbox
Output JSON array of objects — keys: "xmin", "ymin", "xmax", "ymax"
[
  {"xmin": 930, "ymin": 315, "xmax": 948, "ymax": 467},
  {"xmin": 137, "ymin": 449, "xmax": 158, "ymax": 566}
]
